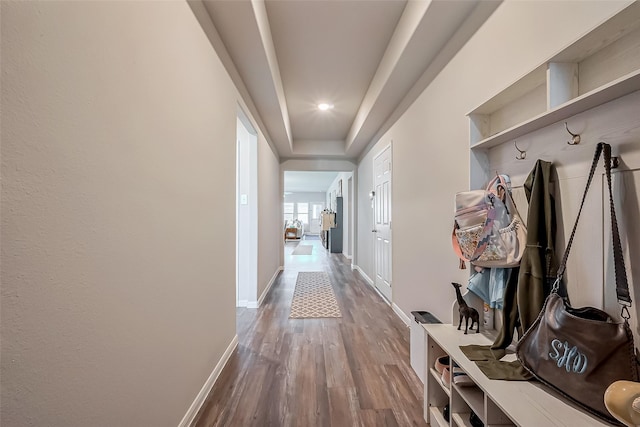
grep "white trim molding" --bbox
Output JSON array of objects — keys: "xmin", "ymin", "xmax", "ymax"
[
  {"xmin": 257, "ymin": 266, "xmax": 283, "ymax": 307},
  {"xmin": 178, "ymin": 335, "xmax": 239, "ymax": 427},
  {"xmin": 237, "ymin": 300, "xmax": 249, "ymax": 308},
  {"xmin": 352, "ymin": 265, "xmax": 374, "ymax": 286},
  {"xmin": 353, "ymin": 265, "xmax": 390, "ymax": 305},
  {"xmin": 392, "ymin": 303, "xmax": 411, "ymax": 327}
]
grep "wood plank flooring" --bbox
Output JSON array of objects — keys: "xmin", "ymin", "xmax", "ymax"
[{"xmin": 194, "ymin": 238, "xmax": 426, "ymax": 427}]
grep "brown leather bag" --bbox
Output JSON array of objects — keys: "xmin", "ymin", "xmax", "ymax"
[{"xmin": 516, "ymin": 143, "xmax": 638, "ymax": 424}]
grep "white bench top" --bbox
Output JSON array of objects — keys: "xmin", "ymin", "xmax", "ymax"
[{"xmin": 423, "ymin": 323, "xmax": 610, "ymax": 427}]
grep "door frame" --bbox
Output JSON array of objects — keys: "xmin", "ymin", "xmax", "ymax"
[
  {"xmin": 236, "ymin": 109, "xmax": 258, "ymax": 308},
  {"xmin": 373, "ymin": 143, "xmax": 392, "ymax": 302}
]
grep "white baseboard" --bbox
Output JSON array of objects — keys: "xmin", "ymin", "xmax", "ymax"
[
  {"xmin": 352, "ymin": 266, "xmax": 406, "ymax": 326},
  {"xmin": 246, "ymin": 301, "xmax": 258, "ymax": 309},
  {"xmin": 344, "ymin": 254, "xmax": 353, "ymax": 260},
  {"xmin": 352, "ymin": 265, "xmax": 374, "ymax": 287},
  {"xmin": 257, "ymin": 266, "xmax": 283, "ymax": 307},
  {"xmin": 353, "ymin": 265, "xmax": 390, "ymax": 306},
  {"xmin": 372, "ymin": 285, "xmax": 390, "ymax": 305},
  {"xmin": 237, "ymin": 300, "xmax": 248, "ymax": 308},
  {"xmin": 392, "ymin": 303, "xmax": 411, "ymax": 327},
  {"xmin": 178, "ymin": 335, "xmax": 238, "ymax": 427}
]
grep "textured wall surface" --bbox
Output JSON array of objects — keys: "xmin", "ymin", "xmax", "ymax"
[
  {"xmin": 1, "ymin": 1, "xmax": 238, "ymax": 425},
  {"xmin": 356, "ymin": 1, "xmax": 632, "ymax": 323},
  {"xmin": 257, "ymin": 133, "xmax": 283, "ymax": 300}
]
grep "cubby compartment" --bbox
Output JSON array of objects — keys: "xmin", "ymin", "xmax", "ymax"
[
  {"xmin": 485, "ymin": 397, "xmax": 515, "ymax": 427},
  {"xmin": 469, "ymin": 65, "xmax": 547, "ymax": 143},
  {"xmin": 468, "ymin": 2, "xmax": 640, "ymax": 149},
  {"xmin": 450, "ymin": 384, "xmax": 475, "ymax": 427},
  {"xmin": 451, "ymin": 413, "xmax": 472, "ymax": 427},
  {"xmin": 423, "ymin": 323, "xmax": 609, "ymax": 426},
  {"xmin": 434, "ymin": 4, "xmax": 640, "ymax": 427},
  {"xmin": 453, "ymin": 384, "xmax": 484, "ymax": 424},
  {"xmin": 429, "ymin": 367, "xmax": 451, "ymax": 397},
  {"xmin": 425, "ymin": 336, "xmax": 451, "ymax": 425},
  {"xmin": 428, "ymin": 406, "xmax": 450, "ymax": 427}
]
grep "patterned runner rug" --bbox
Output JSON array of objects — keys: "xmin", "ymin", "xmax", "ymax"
[
  {"xmin": 289, "ymin": 272, "xmax": 342, "ymax": 318},
  {"xmin": 291, "ymin": 244, "xmax": 313, "ymax": 255}
]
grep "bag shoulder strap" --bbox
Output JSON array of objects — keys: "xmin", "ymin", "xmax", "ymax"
[
  {"xmin": 486, "ymin": 174, "xmax": 511, "ymax": 195},
  {"xmin": 555, "ymin": 142, "xmax": 630, "ymax": 308}
]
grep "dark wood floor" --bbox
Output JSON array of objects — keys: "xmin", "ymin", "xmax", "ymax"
[{"xmin": 194, "ymin": 239, "xmax": 426, "ymax": 427}]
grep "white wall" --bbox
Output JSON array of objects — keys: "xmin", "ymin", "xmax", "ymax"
[
  {"xmin": 347, "ymin": 177, "xmax": 354, "ymax": 256},
  {"xmin": 0, "ymin": 1, "xmax": 280, "ymax": 425},
  {"xmin": 355, "ymin": 1, "xmax": 632, "ymax": 324},
  {"xmin": 257, "ymin": 132, "xmax": 282, "ymax": 302},
  {"xmin": 236, "ymin": 117, "xmax": 258, "ymax": 306},
  {"xmin": 284, "ymin": 192, "xmax": 327, "ymax": 205},
  {"xmin": 281, "ymin": 158, "xmax": 356, "ymax": 172}
]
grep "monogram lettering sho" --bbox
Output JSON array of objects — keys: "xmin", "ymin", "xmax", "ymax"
[{"xmin": 548, "ymin": 339, "xmax": 588, "ymax": 374}]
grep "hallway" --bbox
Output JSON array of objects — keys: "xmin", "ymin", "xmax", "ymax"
[{"xmin": 194, "ymin": 237, "xmax": 426, "ymax": 426}]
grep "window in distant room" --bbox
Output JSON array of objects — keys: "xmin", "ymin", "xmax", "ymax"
[
  {"xmin": 312, "ymin": 204, "xmax": 322, "ymax": 219},
  {"xmin": 297, "ymin": 203, "xmax": 309, "ymax": 225},
  {"xmin": 284, "ymin": 202, "xmax": 294, "ymax": 223}
]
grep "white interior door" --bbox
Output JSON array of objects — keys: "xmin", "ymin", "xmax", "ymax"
[{"xmin": 373, "ymin": 145, "xmax": 392, "ymax": 301}]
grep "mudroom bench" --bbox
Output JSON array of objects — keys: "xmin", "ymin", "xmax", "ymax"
[{"xmin": 423, "ymin": 323, "xmax": 609, "ymax": 427}]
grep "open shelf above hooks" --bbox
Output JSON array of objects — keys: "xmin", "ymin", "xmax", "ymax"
[
  {"xmin": 468, "ymin": 2, "xmax": 640, "ymax": 151},
  {"xmin": 470, "ymin": 69, "xmax": 640, "ymax": 150}
]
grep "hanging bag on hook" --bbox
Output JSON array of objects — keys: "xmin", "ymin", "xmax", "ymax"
[
  {"xmin": 452, "ymin": 174, "xmax": 527, "ymax": 268},
  {"xmin": 516, "ymin": 142, "xmax": 638, "ymax": 425}
]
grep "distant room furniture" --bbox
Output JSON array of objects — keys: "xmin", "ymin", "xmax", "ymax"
[
  {"xmin": 284, "ymin": 219, "xmax": 303, "ymax": 241},
  {"xmin": 320, "ymin": 209, "xmax": 335, "ymax": 249},
  {"xmin": 284, "ymin": 227, "xmax": 298, "ymax": 240}
]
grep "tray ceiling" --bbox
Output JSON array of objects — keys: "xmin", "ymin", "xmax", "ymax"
[{"xmin": 197, "ymin": 0, "xmax": 500, "ymax": 160}]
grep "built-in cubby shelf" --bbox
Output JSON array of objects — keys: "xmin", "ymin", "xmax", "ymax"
[
  {"xmin": 451, "ymin": 413, "xmax": 472, "ymax": 427},
  {"xmin": 429, "ymin": 406, "xmax": 448, "ymax": 427},
  {"xmin": 437, "ymin": 4, "xmax": 640, "ymax": 427},
  {"xmin": 423, "ymin": 324, "xmax": 608, "ymax": 426},
  {"xmin": 468, "ymin": 2, "xmax": 640, "ymax": 150},
  {"xmin": 454, "ymin": 384, "xmax": 484, "ymax": 422},
  {"xmin": 470, "ymin": 68, "xmax": 640, "ymax": 149},
  {"xmin": 429, "ymin": 367, "xmax": 451, "ymax": 397}
]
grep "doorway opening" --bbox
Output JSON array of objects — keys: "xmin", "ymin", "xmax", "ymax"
[
  {"xmin": 282, "ymin": 170, "xmax": 354, "ymax": 268},
  {"xmin": 236, "ymin": 109, "xmax": 258, "ymax": 308}
]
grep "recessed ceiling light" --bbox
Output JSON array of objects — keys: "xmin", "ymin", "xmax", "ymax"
[{"xmin": 317, "ymin": 103, "xmax": 334, "ymax": 111}]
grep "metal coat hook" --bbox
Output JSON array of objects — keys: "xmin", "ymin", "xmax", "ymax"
[
  {"xmin": 514, "ymin": 141, "xmax": 526, "ymax": 160},
  {"xmin": 612, "ymin": 156, "xmax": 620, "ymax": 169},
  {"xmin": 565, "ymin": 122, "xmax": 581, "ymax": 145}
]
